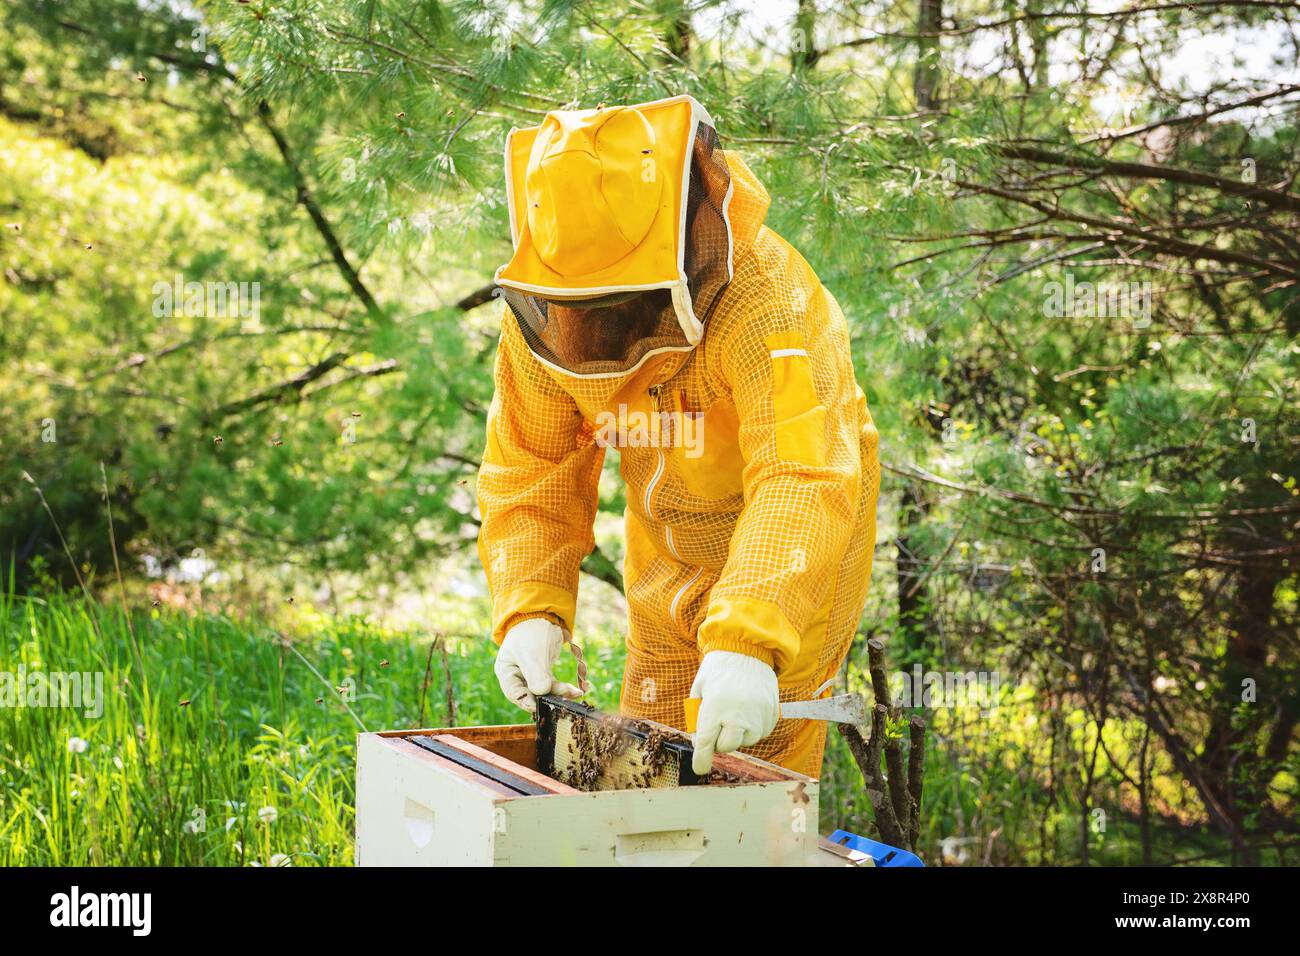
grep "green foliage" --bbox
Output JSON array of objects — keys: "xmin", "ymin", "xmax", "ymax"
[
  {"xmin": 2, "ymin": 0, "xmax": 1297, "ymax": 863},
  {"xmin": 0, "ymin": 587, "xmax": 576, "ymax": 865}
]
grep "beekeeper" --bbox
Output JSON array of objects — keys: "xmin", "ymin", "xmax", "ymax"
[{"xmin": 478, "ymin": 95, "xmax": 880, "ymax": 777}]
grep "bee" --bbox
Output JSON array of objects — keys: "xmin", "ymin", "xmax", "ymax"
[
  {"xmin": 213, "ymin": 436, "xmax": 223, "ymax": 445},
  {"xmin": 379, "ymin": 659, "xmax": 390, "ymax": 668},
  {"xmin": 135, "ymin": 73, "xmax": 147, "ymax": 83},
  {"xmin": 286, "ymin": 596, "xmax": 295, "ymax": 604},
  {"xmin": 315, "ymin": 696, "xmax": 324, "ymax": 705},
  {"xmin": 179, "ymin": 699, "xmax": 191, "ymax": 708},
  {"xmin": 4, "ymin": 223, "xmax": 19, "ymax": 233},
  {"xmin": 395, "ymin": 112, "xmax": 405, "ymax": 119}
]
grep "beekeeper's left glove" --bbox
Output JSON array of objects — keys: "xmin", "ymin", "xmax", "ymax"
[
  {"xmin": 689, "ymin": 650, "xmax": 779, "ymax": 775},
  {"xmin": 494, "ymin": 617, "xmax": 585, "ymax": 715}
]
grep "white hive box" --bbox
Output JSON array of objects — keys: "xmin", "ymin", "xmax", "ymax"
[{"xmin": 355, "ymin": 724, "xmax": 825, "ymax": 866}]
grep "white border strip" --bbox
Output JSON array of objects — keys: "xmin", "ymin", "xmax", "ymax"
[
  {"xmin": 517, "ymin": 334, "xmax": 697, "ymax": 381},
  {"xmin": 503, "ymin": 128, "xmax": 521, "ymax": 247}
]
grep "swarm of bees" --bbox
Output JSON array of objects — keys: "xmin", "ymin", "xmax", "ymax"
[
  {"xmin": 557, "ymin": 709, "xmax": 632, "ymax": 790},
  {"xmin": 551, "ymin": 709, "xmax": 700, "ymax": 791},
  {"xmin": 705, "ymin": 767, "xmax": 744, "ymax": 785},
  {"xmin": 639, "ymin": 726, "xmax": 669, "ymax": 779}
]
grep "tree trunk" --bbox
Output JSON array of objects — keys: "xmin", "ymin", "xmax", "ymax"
[
  {"xmin": 792, "ymin": 0, "xmax": 820, "ymax": 72},
  {"xmin": 1198, "ymin": 564, "xmax": 1284, "ymax": 859},
  {"xmin": 656, "ymin": 0, "xmax": 691, "ymax": 62},
  {"xmin": 913, "ymin": 0, "xmax": 942, "ymax": 109}
]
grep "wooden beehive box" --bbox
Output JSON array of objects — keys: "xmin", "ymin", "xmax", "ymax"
[{"xmin": 355, "ymin": 723, "xmax": 821, "ymax": 866}]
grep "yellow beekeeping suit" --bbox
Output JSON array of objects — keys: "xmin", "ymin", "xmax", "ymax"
[{"xmin": 477, "ymin": 98, "xmax": 879, "ymax": 777}]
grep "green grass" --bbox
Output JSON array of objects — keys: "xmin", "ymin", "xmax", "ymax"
[
  {"xmin": 1, "ymin": 585, "xmax": 1252, "ymax": 866},
  {"xmin": 0, "ymin": 585, "xmax": 618, "ymax": 866}
]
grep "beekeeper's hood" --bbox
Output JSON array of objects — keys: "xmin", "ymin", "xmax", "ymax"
[{"xmin": 494, "ymin": 95, "xmax": 734, "ymax": 379}]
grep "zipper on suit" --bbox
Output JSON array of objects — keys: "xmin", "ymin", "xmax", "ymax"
[
  {"xmin": 670, "ymin": 565, "xmax": 703, "ymax": 626},
  {"xmin": 647, "ymin": 382, "xmax": 699, "ymax": 630},
  {"xmin": 644, "ymin": 384, "xmax": 681, "ymax": 561}
]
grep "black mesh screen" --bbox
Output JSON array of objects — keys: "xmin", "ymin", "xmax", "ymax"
[{"xmin": 682, "ymin": 122, "xmax": 732, "ymax": 332}]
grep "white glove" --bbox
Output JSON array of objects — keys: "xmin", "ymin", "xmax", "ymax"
[
  {"xmin": 494, "ymin": 618, "xmax": 585, "ymax": 714},
  {"xmin": 689, "ymin": 650, "xmax": 779, "ymax": 775}
]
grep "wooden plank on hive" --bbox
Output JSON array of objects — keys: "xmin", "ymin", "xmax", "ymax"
[
  {"xmin": 384, "ymin": 736, "xmax": 519, "ymax": 799},
  {"xmin": 409, "ymin": 735, "xmax": 555, "ymax": 796},
  {"xmin": 428, "ymin": 733, "xmax": 580, "ymax": 795}
]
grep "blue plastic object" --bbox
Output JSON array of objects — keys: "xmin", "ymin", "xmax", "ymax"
[{"xmin": 828, "ymin": 829, "xmax": 925, "ymax": 867}]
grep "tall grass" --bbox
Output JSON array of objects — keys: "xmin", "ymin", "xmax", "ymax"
[
  {"xmin": 1, "ymin": 582, "xmax": 1250, "ymax": 865},
  {"xmin": 0, "ymin": 583, "xmax": 605, "ymax": 866}
]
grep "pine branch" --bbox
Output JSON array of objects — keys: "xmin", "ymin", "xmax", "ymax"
[
  {"xmin": 996, "ymin": 144, "xmax": 1300, "ymax": 215},
  {"xmin": 954, "ymin": 178, "xmax": 1300, "ymax": 282},
  {"xmin": 256, "ymin": 100, "xmax": 383, "ymax": 322}
]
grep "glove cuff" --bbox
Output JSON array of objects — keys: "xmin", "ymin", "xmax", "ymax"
[
  {"xmin": 697, "ymin": 595, "xmax": 797, "ymax": 673},
  {"xmin": 503, "ymin": 610, "xmax": 564, "ymax": 633},
  {"xmin": 697, "ymin": 635, "xmax": 776, "ymax": 670},
  {"xmin": 492, "ymin": 581, "xmax": 577, "ymax": 644}
]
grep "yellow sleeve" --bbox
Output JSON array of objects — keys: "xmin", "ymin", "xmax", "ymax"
[
  {"xmin": 695, "ymin": 282, "xmax": 862, "ymax": 675},
  {"xmin": 476, "ymin": 309, "xmax": 605, "ymax": 643}
]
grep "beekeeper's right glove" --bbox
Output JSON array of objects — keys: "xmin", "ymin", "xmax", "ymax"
[
  {"xmin": 494, "ymin": 617, "xmax": 585, "ymax": 714},
  {"xmin": 689, "ymin": 650, "xmax": 780, "ymax": 775}
]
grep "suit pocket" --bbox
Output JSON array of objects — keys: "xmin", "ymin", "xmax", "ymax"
[{"xmin": 766, "ymin": 331, "xmax": 827, "ymax": 467}]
